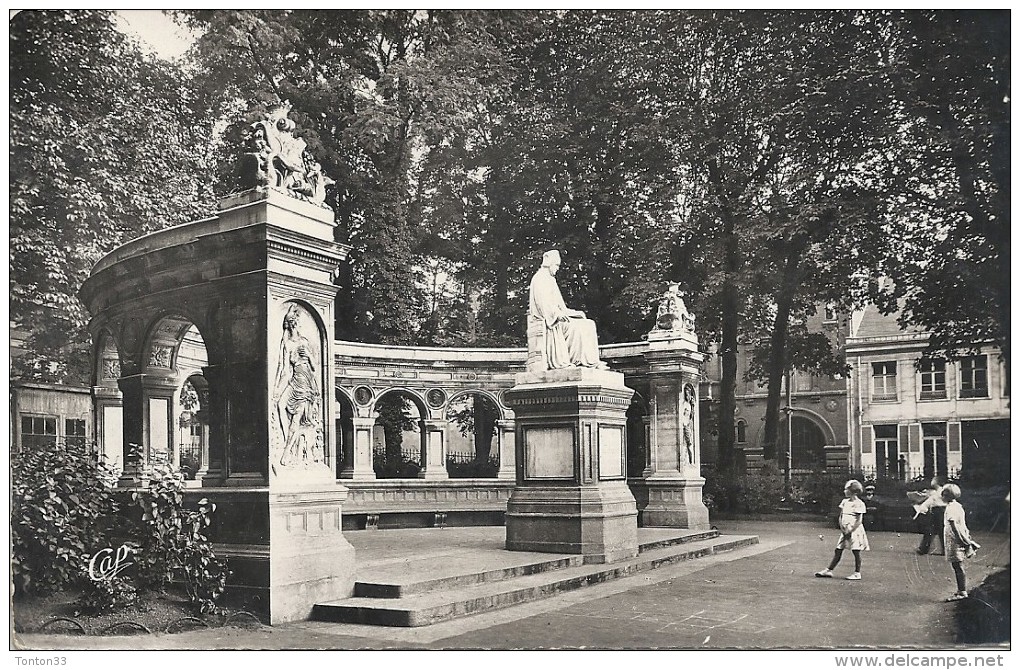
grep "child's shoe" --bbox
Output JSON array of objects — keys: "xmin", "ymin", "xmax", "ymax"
[
  {"xmin": 946, "ymin": 591, "xmax": 968, "ymax": 602},
  {"xmin": 845, "ymin": 572, "xmax": 862, "ymax": 580},
  {"xmin": 814, "ymin": 569, "xmax": 834, "ymax": 578}
]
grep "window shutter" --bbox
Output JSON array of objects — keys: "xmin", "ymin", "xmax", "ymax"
[
  {"xmin": 908, "ymin": 423, "xmax": 921, "ymax": 452},
  {"xmin": 861, "ymin": 425, "xmax": 873, "ymax": 453},
  {"xmin": 898, "ymin": 424, "xmax": 909, "ymax": 451},
  {"xmin": 947, "ymin": 422, "xmax": 961, "ymax": 452}
]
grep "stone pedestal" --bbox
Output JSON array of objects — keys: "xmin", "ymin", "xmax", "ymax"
[
  {"xmin": 504, "ymin": 368, "xmax": 638, "ymax": 563},
  {"xmin": 631, "ymin": 328, "xmax": 710, "ymax": 530}
]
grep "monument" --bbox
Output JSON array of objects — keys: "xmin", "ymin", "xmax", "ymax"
[
  {"xmin": 504, "ymin": 250, "xmax": 639, "ymax": 562},
  {"xmin": 79, "ymin": 103, "xmax": 356, "ymax": 622},
  {"xmin": 633, "ymin": 282, "xmax": 710, "ymax": 529}
]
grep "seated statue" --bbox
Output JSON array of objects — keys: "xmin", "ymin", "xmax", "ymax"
[{"xmin": 527, "ymin": 250, "xmax": 608, "ymax": 371}]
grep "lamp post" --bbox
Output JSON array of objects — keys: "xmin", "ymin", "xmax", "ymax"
[{"xmin": 783, "ymin": 368, "xmax": 794, "ymax": 488}]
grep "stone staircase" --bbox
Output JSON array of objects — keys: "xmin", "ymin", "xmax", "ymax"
[{"xmin": 313, "ymin": 529, "xmax": 758, "ymax": 627}]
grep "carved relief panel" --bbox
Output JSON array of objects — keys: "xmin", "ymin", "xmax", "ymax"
[{"xmin": 270, "ymin": 301, "xmax": 328, "ymax": 475}]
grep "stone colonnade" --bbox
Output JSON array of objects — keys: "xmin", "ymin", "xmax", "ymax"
[{"xmin": 79, "ymin": 186, "xmax": 711, "ymax": 622}]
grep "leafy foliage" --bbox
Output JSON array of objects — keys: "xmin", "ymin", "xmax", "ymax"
[
  {"xmin": 10, "ymin": 10, "xmax": 216, "ymax": 383},
  {"xmin": 446, "ymin": 457, "xmax": 499, "ymax": 479},
  {"xmin": 11, "ymin": 440, "xmax": 121, "ymax": 595},
  {"xmin": 885, "ymin": 11, "xmax": 1010, "ymax": 367},
  {"xmin": 702, "ymin": 460, "xmax": 787, "ymax": 514},
  {"xmin": 75, "ymin": 575, "xmax": 138, "ymax": 615},
  {"xmin": 128, "ymin": 464, "xmax": 230, "ymax": 613}
]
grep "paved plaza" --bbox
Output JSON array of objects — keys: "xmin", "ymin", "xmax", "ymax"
[{"xmin": 14, "ymin": 520, "xmax": 1010, "ymax": 651}]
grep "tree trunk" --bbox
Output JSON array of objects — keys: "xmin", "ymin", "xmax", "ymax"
[
  {"xmin": 715, "ymin": 211, "xmax": 740, "ymax": 472},
  {"xmin": 473, "ymin": 398, "xmax": 496, "ymax": 462},
  {"xmin": 761, "ymin": 250, "xmax": 800, "ymax": 460},
  {"xmin": 487, "ymin": 163, "xmax": 511, "ymax": 333}
]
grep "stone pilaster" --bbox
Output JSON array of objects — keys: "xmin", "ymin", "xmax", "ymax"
[
  {"xmin": 340, "ymin": 416, "xmax": 378, "ymax": 480},
  {"xmin": 504, "ymin": 368, "xmax": 638, "ymax": 563},
  {"xmin": 632, "ymin": 328, "xmax": 710, "ymax": 530},
  {"xmin": 418, "ymin": 419, "xmax": 450, "ymax": 480},
  {"xmin": 496, "ymin": 418, "xmax": 517, "ymax": 480}
]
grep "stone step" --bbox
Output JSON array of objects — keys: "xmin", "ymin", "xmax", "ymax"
[
  {"xmin": 353, "ymin": 528, "xmax": 721, "ymax": 598},
  {"xmin": 313, "ymin": 534, "xmax": 757, "ymax": 627},
  {"xmin": 354, "ymin": 554, "xmax": 585, "ymax": 598},
  {"xmin": 637, "ymin": 528, "xmax": 720, "ymax": 553}
]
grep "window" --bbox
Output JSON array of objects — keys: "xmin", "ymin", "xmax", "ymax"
[
  {"xmin": 874, "ymin": 424, "xmax": 900, "ymax": 479},
  {"xmin": 795, "ymin": 371, "xmax": 813, "ymax": 392},
  {"xmin": 735, "ymin": 420, "xmax": 747, "ymax": 444},
  {"xmin": 922, "ymin": 423, "xmax": 948, "ymax": 479},
  {"xmin": 21, "ymin": 415, "xmax": 57, "ymax": 450},
  {"xmin": 65, "ymin": 419, "xmax": 87, "ymax": 449},
  {"xmin": 823, "ymin": 305, "xmax": 837, "ymax": 322},
  {"xmin": 871, "ymin": 362, "xmax": 897, "ymax": 400},
  {"xmin": 960, "ymin": 356, "xmax": 988, "ymax": 398},
  {"xmin": 919, "ymin": 360, "xmax": 946, "ymax": 400}
]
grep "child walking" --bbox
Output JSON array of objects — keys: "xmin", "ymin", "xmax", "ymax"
[
  {"xmin": 816, "ymin": 480, "xmax": 869, "ymax": 580},
  {"xmin": 942, "ymin": 483, "xmax": 980, "ymax": 602}
]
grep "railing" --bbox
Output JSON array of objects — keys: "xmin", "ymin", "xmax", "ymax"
[
  {"xmin": 446, "ymin": 450, "xmax": 498, "ymax": 465},
  {"xmin": 857, "ymin": 464, "xmax": 961, "ymax": 483},
  {"xmin": 178, "ymin": 440, "xmax": 203, "ymax": 479}
]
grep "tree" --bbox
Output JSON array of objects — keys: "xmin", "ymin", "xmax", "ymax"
[
  {"xmin": 184, "ymin": 10, "xmax": 511, "ymax": 345},
  {"xmin": 657, "ymin": 11, "xmax": 905, "ymax": 464},
  {"xmin": 886, "ymin": 11, "xmax": 1010, "ymax": 369},
  {"xmin": 10, "ymin": 10, "xmax": 216, "ymax": 384}
]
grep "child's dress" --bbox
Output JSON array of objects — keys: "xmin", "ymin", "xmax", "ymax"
[
  {"xmin": 943, "ymin": 500, "xmax": 975, "ymax": 562},
  {"xmin": 836, "ymin": 497, "xmax": 870, "ymax": 551}
]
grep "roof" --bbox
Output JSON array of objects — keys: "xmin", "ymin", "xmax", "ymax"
[{"xmin": 851, "ymin": 302, "xmax": 924, "ymax": 340}]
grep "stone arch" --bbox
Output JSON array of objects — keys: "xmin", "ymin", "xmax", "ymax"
[
  {"xmin": 446, "ymin": 388, "xmax": 506, "ymax": 421},
  {"xmin": 445, "ymin": 390, "xmax": 501, "ymax": 478},
  {"xmin": 335, "ymin": 387, "xmax": 356, "ymax": 478},
  {"xmin": 372, "ymin": 387, "xmax": 428, "ymax": 478},
  {"xmin": 142, "ymin": 314, "xmax": 207, "ymax": 374},
  {"xmin": 133, "ymin": 315, "xmax": 213, "ymax": 475},
  {"xmin": 177, "ymin": 372, "xmax": 209, "ymax": 481},
  {"xmin": 626, "ymin": 388, "xmax": 650, "ymax": 478},
  {"xmin": 369, "ymin": 386, "xmax": 428, "ymax": 417},
  {"xmin": 756, "ymin": 409, "xmax": 835, "ymax": 470}
]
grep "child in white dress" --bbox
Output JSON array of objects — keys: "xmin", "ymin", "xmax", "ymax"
[
  {"xmin": 816, "ymin": 480, "xmax": 869, "ymax": 580},
  {"xmin": 942, "ymin": 484, "xmax": 980, "ymax": 602}
]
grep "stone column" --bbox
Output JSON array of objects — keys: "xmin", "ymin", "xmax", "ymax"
[
  {"xmin": 496, "ymin": 418, "xmax": 517, "ymax": 480},
  {"xmin": 92, "ymin": 382, "xmax": 123, "ymax": 476},
  {"xmin": 418, "ymin": 419, "xmax": 449, "ymax": 480},
  {"xmin": 634, "ymin": 328, "xmax": 710, "ymax": 530},
  {"xmin": 504, "ymin": 368, "xmax": 638, "ymax": 563},
  {"xmin": 194, "ymin": 386, "xmax": 212, "ymax": 480},
  {"xmin": 341, "ymin": 416, "xmax": 377, "ymax": 480},
  {"xmin": 199, "ymin": 364, "xmax": 226, "ymax": 485},
  {"xmin": 115, "ymin": 374, "xmax": 146, "ymax": 486},
  {"xmin": 112, "ymin": 372, "xmax": 176, "ymax": 485}
]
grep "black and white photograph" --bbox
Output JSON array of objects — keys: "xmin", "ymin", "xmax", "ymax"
[{"xmin": 8, "ymin": 8, "xmax": 1012, "ymax": 663}]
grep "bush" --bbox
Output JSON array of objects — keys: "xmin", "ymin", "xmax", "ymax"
[
  {"xmin": 702, "ymin": 461, "xmax": 787, "ymax": 514},
  {"xmin": 446, "ymin": 457, "xmax": 499, "ymax": 478},
  {"xmin": 11, "ymin": 441, "xmax": 121, "ymax": 595},
  {"xmin": 129, "ymin": 464, "xmax": 230, "ymax": 613},
  {"xmin": 373, "ymin": 453, "xmax": 422, "ymax": 478},
  {"xmin": 742, "ymin": 461, "xmax": 785, "ymax": 512},
  {"xmin": 75, "ymin": 574, "xmax": 138, "ymax": 614}
]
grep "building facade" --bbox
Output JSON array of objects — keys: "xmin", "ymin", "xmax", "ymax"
[
  {"xmin": 699, "ymin": 304, "xmax": 851, "ymax": 473},
  {"xmin": 845, "ymin": 305, "xmax": 1009, "ymax": 482},
  {"xmin": 10, "ymin": 381, "xmax": 92, "ymax": 452}
]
